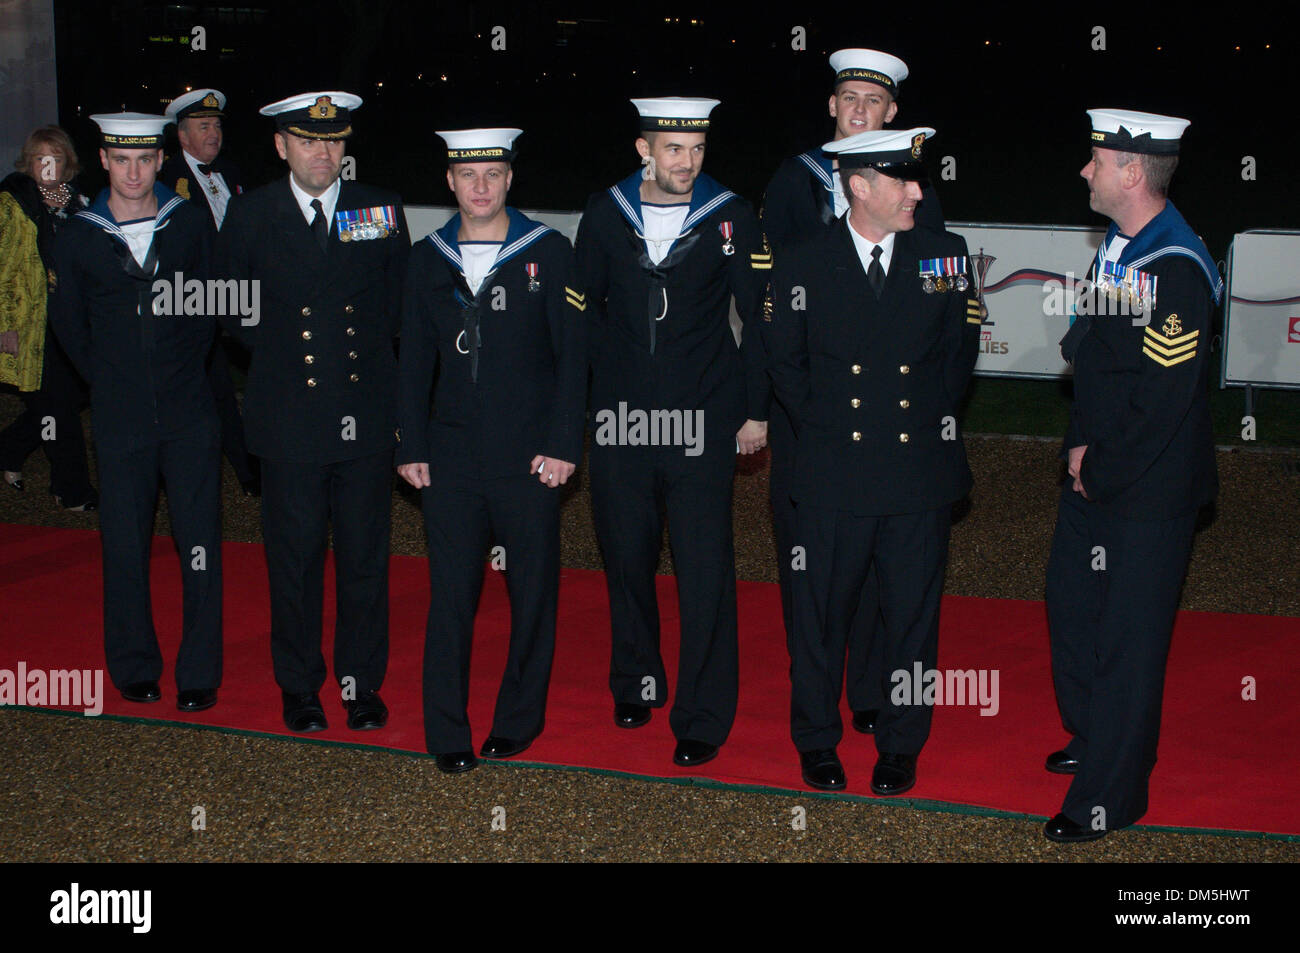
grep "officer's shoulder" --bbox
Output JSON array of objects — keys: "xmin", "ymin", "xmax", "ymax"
[
  {"xmin": 768, "ymin": 153, "xmax": 810, "ymax": 185},
  {"xmin": 341, "ymin": 181, "xmax": 402, "ymax": 208},
  {"xmin": 534, "ymin": 226, "xmax": 574, "ymax": 256},
  {"xmin": 581, "ymin": 188, "xmax": 617, "ymax": 217},
  {"xmin": 167, "ymin": 197, "xmax": 207, "ymax": 227},
  {"xmin": 1145, "ymin": 253, "xmax": 1217, "ymax": 315},
  {"xmin": 912, "ymin": 224, "xmax": 967, "ymax": 253},
  {"xmin": 231, "ymin": 178, "xmax": 286, "ymax": 207},
  {"xmin": 775, "ymin": 231, "xmax": 827, "ymax": 272}
]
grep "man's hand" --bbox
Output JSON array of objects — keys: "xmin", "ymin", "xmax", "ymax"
[
  {"xmin": 0, "ymin": 330, "xmax": 18, "ymax": 355},
  {"xmin": 398, "ymin": 462, "xmax": 430, "ymax": 489},
  {"xmin": 531, "ymin": 455, "xmax": 576, "ymax": 488},
  {"xmin": 1067, "ymin": 445, "xmax": 1088, "ymax": 498},
  {"xmin": 736, "ymin": 419, "xmax": 768, "ymax": 455}
]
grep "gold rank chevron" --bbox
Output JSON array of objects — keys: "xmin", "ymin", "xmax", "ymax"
[
  {"xmin": 750, "ymin": 251, "xmax": 773, "ymax": 271},
  {"xmin": 1142, "ymin": 325, "xmax": 1198, "ymax": 367},
  {"xmin": 564, "ymin": 287, "xmax": 587, "ymax": 311},
  {"xmin": 966, "ymin": 316, "xmax": 983, "ymax": 325}
]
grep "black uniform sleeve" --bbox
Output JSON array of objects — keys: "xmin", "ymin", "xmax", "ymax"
[
  {"xmin": 47, "ymin": 228, "xmax": 93, "ymax": 381},
  {"xmin": 761, "ymin": 245, "xmax": 812, "ymax": 437},
  {"xmin": 760, "ymin": 160, "xmax": 803, "ymax": 257},
  {"xmin": 573, "ymin": 194, "xmax": 610, "ymax": 376},
  {"xmin": 941, "ymin": 234, "xmax": 980, "ymax": 405},
  {"xmin": 1079, "ymin": 256, "xmax": 1214, "ymax": 504},
  {"xmin": 395, "ymin": 241, "xmax": 438, "ymax": 466},
  {"xmin": 211, "ymin": 198, "xmax": 256, "ymax": 350},
  {"xmin": 385, "ymin": 200, "xmax": 411, "ymax": 339},
  {"xmin": 727, "ymin": 199, "xmax": 771, "ymax": 422},
  {"xmin": 542, "ymin": 235, "xmax": 588, "ymax": 465}
]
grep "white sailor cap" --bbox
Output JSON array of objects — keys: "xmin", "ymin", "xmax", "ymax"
[
  {"xmin": 631, "ymin": 97, "xmax": 720, "ymax": 133},
  {"xmin": 436, "ymin": 128, "xmax": 523, "ymax": 164},
  {"xmin": 828, "ymin": 49, "xmax": 909, "ymax": 98},
  {"xmin": 166, "ymin": 88, "xmax": 226, "ymax": 122},
  {"xmin": 90, "ymin": 113, "xmax": 170, "ymax": 148},
  {"xmin": 1087, "ymin": 109, "xmax": 1188, "ymax": 155},
  {"xmin": 823, "ymin": 127, "xmax": 935, "ymax": 179},
  {"xmin": 259, "ymin": 91, "xmax": 363, "ymax": 140}
]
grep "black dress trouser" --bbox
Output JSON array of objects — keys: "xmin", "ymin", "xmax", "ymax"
[
  {"xmin": 789, "ymin": 503, "xmax": 950, "ymax": 755},
  {"xmin": 1046, "ymin": 485, "xmax": 1198, "ymax": 831},
  {"xmin": 590, "ymin": 437, "xmax": 739, "ymax": 747},
  {"xmin": 95, "ymin": 417, "xmax": 222, "ymax": 691},
  {"xmin": 260, "ymin": 448, "xmax": 393, "ymax": 698},
  {"xmin": 769, "ymin": 401, "xmax": 886, "ymax": 714},
  {"xmin": 421, "ymin": 469, "xmax": 560, "ymax": 755}
]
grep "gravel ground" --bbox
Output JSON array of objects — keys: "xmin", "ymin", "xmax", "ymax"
[{"xmin": 1, "ymin": 395, "xmax": 1297, "ymax": 862}]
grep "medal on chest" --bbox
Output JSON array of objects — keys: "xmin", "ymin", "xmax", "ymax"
[
  {"xmin": 526, "ymin": 261, "xmax": 540, "ymax": 292},
  {"xmin": 919, "ymin": 256, "xmax": 968, "ymax": 293},
  {"xmin": 719, "ymin": 221, "xmax": 735, "ymax": 256}
]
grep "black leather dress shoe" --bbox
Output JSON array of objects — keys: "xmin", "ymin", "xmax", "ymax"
[
  {"xmin": 282, "ymin": 691, "xmax": 328, "ymax": 733},
  {"xmin": 121, "ymin": 681, "xmax": 161, "ymax": 703},
  {"xmin": 1045, "ymin": 750, "xmax": 1081, "ymax": 774},
  {"xmin": 240, "ymin": 476, "xmax": 261, "ymax": 497},
  {"xmin": 851, "ymin": 709, "xmax": 879, "ymax": 734},
  {"xmin": 800, "ymin": 748, "xmax": 847, "ymax": 790},
  {"xmin": 479, "ymin": 735, "xmax": 534, "ymax": 759},
  {"xmin": 1044, "ymin": 812, "xmax": 1109, "ymax": 843},
  {"xmin": 672, "ymin": 739, "xmax": 719, "ymax": 767},
  {"xmin": 871, "ymin": 752, "xmax": 918, "ymax": 795},
  {"xmin": 435, "ymin": 751, "xmax": 479, "ymax": 774},
  {"xmin": 614, "ymin": 702, "xmax": 651, "ymax": 728},
  {"xmin": 177, "ymin": 688, "xmax": 217, "ymax": 712},
  {"xmin": 344, "ymin": 690, "xmax": 388, "ymax": 730}
]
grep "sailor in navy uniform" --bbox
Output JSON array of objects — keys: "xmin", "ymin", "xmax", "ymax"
[
  {"xmin": 1043, "ymin": 110, "xmax": 1220, "ymax": 843},
  {"xmin": 397, "ymin": 128, "xmax": 586, "ymax": 774},
  {"xmin": 762, "ymin": 128, "xmax": 980, "ymax": 793},
  {"xmin": 48, "ymin": 113, "xmax": 222, "ymax": 712},
  {"xmin": 215, "ymin": 92, "xmax": 409, "ymax": 734},
  {"xmin": 761, "ymin": 49, "xmax": 946, "ymax": 740},
  {"xmin": 158, "ymin": 87, "xmax": 259, "ymax": 497},
  {"xmin": 574, "ymin": 97, "xmax": 770, "ymax": 768}
]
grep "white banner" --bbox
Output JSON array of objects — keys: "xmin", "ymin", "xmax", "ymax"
[{"xmin": 1222, "ymin": 230, "xmax": 1300, "ymax": 390}]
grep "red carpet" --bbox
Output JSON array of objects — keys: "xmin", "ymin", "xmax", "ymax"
[{"xmin": 2, "ymin": 522, "xmax": 1296, "ymax": 835}]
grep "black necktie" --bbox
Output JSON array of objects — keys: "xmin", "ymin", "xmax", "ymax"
[
  {"xmin": 310, "ymin": 198, "xmax": 328, "ymax": 250},
  {"xmin": 868, "ymin": 244, "xmax": 885, "ymax": 296},
  {"xmin": 197, "ymin": 163, "xmax": 214, "ymax": 176}
]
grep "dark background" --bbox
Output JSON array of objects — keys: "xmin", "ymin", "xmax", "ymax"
[{"xmin": 50, "ymin": 0, "xmax": 1299, "ymax": 262}]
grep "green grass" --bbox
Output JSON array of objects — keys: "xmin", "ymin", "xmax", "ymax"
[{"xmin": 962, "ymin": 377, "xmax": 1300, "ymax": 449}]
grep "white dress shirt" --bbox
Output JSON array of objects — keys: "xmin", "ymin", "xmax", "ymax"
[
  {"xmin": 847, "ymin": 221, "xmax": 896, "ymax": 278},
  {"xmin": 182, "ymin": 149, "xmax": 232, "ymax": 229},
  {"xmin": 288, "ymin": 174, "xmax": 341, "ymax": 234}
]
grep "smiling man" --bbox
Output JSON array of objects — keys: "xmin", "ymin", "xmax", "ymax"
[
  {"xmin": 760, "ymin": 49, "xmax": 946, "ymax": 747},
  {"xmin": 397, "ymin": 128, "xmax": 585, "ymax": 773},
  {"xmin": 48, "ymin": 113, "xmax": 222, "ymax": 713},
  {"xmin": 215, "ymin": 91, "xmax": 409, "ymax": 735},
  {"xmin": 574, "ymin": 97, "xmax": 769, "ymax": 769},
  {"xmin": 1044, "ymin": 109, "xmax": 1221, "ymax": 843},
  {"xmin": 762, "ymin": 128, "xmax": 980, "ymax": 793}
]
